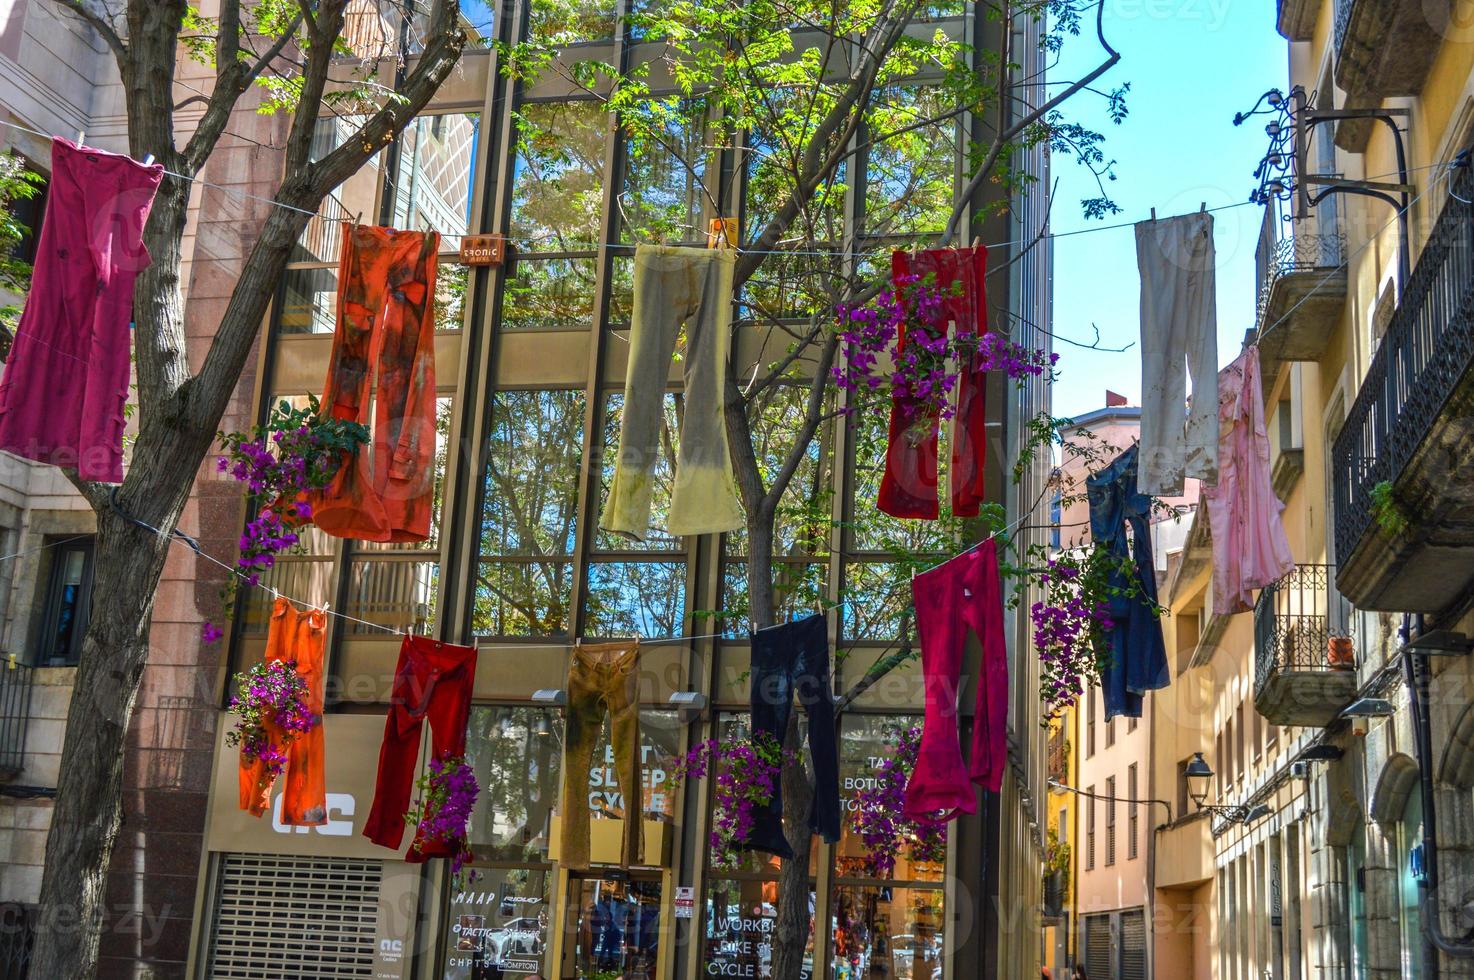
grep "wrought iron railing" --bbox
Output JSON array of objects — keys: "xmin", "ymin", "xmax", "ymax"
[
  {"xmin": 1047, "ymin": 729, "xmax": 1068, "ymax": 782},
  {"xmin": 1254, "ymin": 205, "xmax": 1348, "ymax": 332},
  {"xmin": 0, "ymin": 662, "xmax": 34, "ymax": 778},
  {"xmin": 1254, "ymin": 565, "xmax": 1350, "ymax": 694},
  {"xmin": 1332, "ymin": 165, "xmax": 1474, "ymax": 564},
  {"xmin": 0, "ymin": 903, "xmax": 34, "ymax": 978},
  {"xmin": 1333, "ymin": 0, "xmax": 1355, "ymax": 58}
]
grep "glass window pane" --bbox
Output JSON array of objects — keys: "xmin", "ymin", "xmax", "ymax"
[
  {"xmin": 465, "ymin": 705, "xmax": 562, "ymax": 860},
  {"xmin": 835, "ymin": 714, "xmax": 943, "ymax": 883},
  {"xmin": 481, "ymin": 390, "xmax": 584, "ymax": 558},
  {"xmin": 607, "ymin": 254, "xmax": 634, "ymax": 327},
  {"xmin": 721, "ymin": 561, "xmax": 826, "ymax": 637},
  {"xmin": 585, "ymin": 561, "xmax": 686, "ymax": 638},
  {"xmin": 502, "ymin": 257, "xmax": 599, "ymax": 330},
  {"xmin": 571, "ymin": 878, "xmax": 662, "ymax": 976},
  {"xmin": 278, "ymin": 265, "xmax": 337, "ymax": 335},
  {"xmin": 474, "ymin": 560, "xmax": 574, "ymax": 638},
  {"xmin": 295, "ymin": 115, "xmax": 378, "ymax": 263},
  {"xmin": 342, "ymin": 559, "xmax": 438, "ymax": 636},
  {"xmin": 863, "ymin": 87, "xmax": 958, "ymax": 237},
  {"xmin": 739, "ymin": 251, "xmax": 845, "ymax": 323},
  {"xmin": 831, "ymin": 885, "xmax": 944, "ymax": 980},
  {"xmin": 511, "ymin": 102, "xmax": 608, "ymax": 250},
  {"xmin": 725, "ymin": 383, "xmax": 834, "ymax": 558},
  {"xmin": 437, "ymin": 261, "xmax": 468, "ymax": 331},
  {"xmin": 842, "ymin": 562, "xmax": 911, "ymax": 642},
  {"xmin": 528, "ymin": 0, "xmax": 616, "ymax": 45},
  {"xmin": 441, "ymin": 867, "xmax": 552, "ymax": 979},
  {"xmin": 703, "ymin": 877, "xmax": 817, "ymax": 979},
  {"xmin": 622, "ymin": 98, "xmax": 711, "ymax": 243},
  {"xmin": 388, "ymin": 113, "xmax": 480, "ymax": 238},
  {"xmin": 596, "ymin": 392, "xmax": 682, "ymax": 552}
]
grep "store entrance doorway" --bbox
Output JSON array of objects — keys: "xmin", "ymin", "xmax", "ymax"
[{"xmin": 561, "ymin": 872, "xmax": 663, "ymax": 980}]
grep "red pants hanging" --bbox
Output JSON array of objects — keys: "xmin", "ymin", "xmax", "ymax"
[
  {"xmin": 363, "ymin": 635, "xmax": 477, "ymax": 860},
  {"xmin": 878, "ymin": 245, "xmax": 989, "ymax": 520},
  {"xmin": 902, "ymin": 538, "xmax": 1008, "ymax": 823},
  {"xmin": 312, "ymin": 223, "xmax": 439, "ymax": 543}
]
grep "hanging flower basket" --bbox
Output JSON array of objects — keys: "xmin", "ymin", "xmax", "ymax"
[
  {"xmin": 671, "ymin": 732, "xmax": 791, "ymax": 871},
  {"xmin": 406, "ymin": 754, "xmax": 480, "ymax": 887},
  {"xmin": 850, "ymin": 726, "xmax": 948, "ymax": 879},
  {"xmin": 224, "ymin": 659, "xmax": 316, "ymax": 780}
]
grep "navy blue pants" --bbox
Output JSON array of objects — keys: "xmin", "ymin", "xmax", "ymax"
[{"xmin": 745, "ymin": 614, "xmax": 841, "ymax": 858}]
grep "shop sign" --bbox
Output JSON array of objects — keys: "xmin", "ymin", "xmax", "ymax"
[
  {"xmin": 674, "ymin": 886, "xmax": 694, "ymax": 919},
  {"xmin": 458, "ymin": 234, "xmax": 506, "ymax": 266}
]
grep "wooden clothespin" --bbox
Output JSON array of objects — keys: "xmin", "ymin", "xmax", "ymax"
[
  {"xmin": 970, "ymin": 235, "xmax": 981, "ymax": 248},
  {"xmin": 1200, "ymin": 201, "xmax": 1208, "ymax": 213},
  {"xmin": 75, "ymin": 130, "xmax": 86, "ymax": 145},
  {"xmin": 1150, "ymin": 207, "xmax": 1157, "ymax": 222},
  {"xmin": 707, "ymin": 217, "xmax": 738, "ymax": 250}
]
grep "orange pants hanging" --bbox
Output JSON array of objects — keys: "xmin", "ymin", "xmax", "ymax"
[
  {"xmin": 239, "ymin": 598, "xmax": 328, "ymax": 825},
  {"xmin": 312, "ymin": 223, "xmax": 439, "ymax": 543}
]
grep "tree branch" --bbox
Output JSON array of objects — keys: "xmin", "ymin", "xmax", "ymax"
[
  {"xmin": 182, "ymin": 7, "xmax": 305, "ymax": 173},
  {"xmin": 185, "ymin": 0, "xmax": 466, "ymax": 425},
  {"xmin": 48, "ymin": 0, "xmax": 126, "ymax": 63},
  {"xmin": 940, "ymin": 0, "xmax": 1120, "ymax": 244}
]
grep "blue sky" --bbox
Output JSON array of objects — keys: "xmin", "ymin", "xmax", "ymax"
[{"xmin": 1047, "ymin": 1, "xmax": 1287, "ymax": 418}]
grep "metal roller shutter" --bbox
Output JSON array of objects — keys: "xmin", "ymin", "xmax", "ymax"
[
  {"xmin": 1085, "ymin": 913, "xmax": 1112, "ymax": 979},
  {"xmin": 206, "ymin": 853, "xmax": 385, "ymax": 979},
  {"xmin": 1120, "ymin": 908, "xmax": 1147, "ymax": 980}
]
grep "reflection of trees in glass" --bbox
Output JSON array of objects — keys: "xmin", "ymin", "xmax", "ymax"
[
  {"xmin": 527, "ymin": 0, "xmax": 616, "ymax": 45},
  {"xmin": 465, "ymin": 706, "xmax": 562, "ymax": 861},
  {"xmin": 502, "ymin": 257, "xmax": 600, "ymax": 330},
  {"xmin": 864, "ymin": 88, "xmax": 956, "ymax": 237},
  {"xmin": 585, "ymin": 562, "xmax": 686, "ymax": 638},
  {"xmin": 511, "ymin": 101, "xmax": 608, "ymax": 249},
  {"xmin": 621, "ymin": 98, "xmax": 713, "ymax": 243},
  {"xmin": 475, "ymin": 390, "xmax": 584, "ymax": 636},
  {"xmin": 436, "ymin": 261, "xmax": 468, "ymax": 331}
]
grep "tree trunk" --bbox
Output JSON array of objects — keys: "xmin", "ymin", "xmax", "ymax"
[
  {"xmin": 30, "ymin": 487, "xmax": 188, "ymax": 979},
  {"xmin": 745, "ymin": 509, "xmax": 820, "ymax": 980}
]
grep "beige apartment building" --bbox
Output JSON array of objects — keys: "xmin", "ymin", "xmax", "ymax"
[{"xmin": 1148, "ymin": 2, "xmax": 1474, "ymax": 979}]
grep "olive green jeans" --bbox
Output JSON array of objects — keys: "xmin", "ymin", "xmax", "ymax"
[
  {"xmin": 602, "ymin": 245, "xmax": 743, "ymax": 539},
  {"xmin": 559, "ymin": 640, "xmax": 643, "ymax": 870}
]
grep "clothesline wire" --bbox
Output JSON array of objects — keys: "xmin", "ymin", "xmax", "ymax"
[
  {"xmin": 0, "ymin": 115, "xmax": 1270, "ymax": 257},
  {"xmin": 0, "ymin": 118, "xmax": 324, "ymax": 219}
]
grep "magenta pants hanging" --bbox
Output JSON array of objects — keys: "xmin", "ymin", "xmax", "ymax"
[
  {"xmin": 878, "ymin": 245, "xmax": 989, "ymax": 520},
  {"xmin": 902, "ymin": 537, "xmax": 1009, "ymax": 822},
  {"xmin": 0, "ymin": 139, "xmax": 162, "ymax": 482}
]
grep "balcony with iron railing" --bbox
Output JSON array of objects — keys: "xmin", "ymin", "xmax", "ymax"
[
  {"xmin": 1332, "ymin": 0, "xmax": 1441, "ymax": 149},
  {"xmin": 1253, "ymin": 205, "xmax": 1347, "ymax": 373},
  {"xmin": 1254, "ymin": 564, "xmax": 1358, "ymax": 726},
  {"xmin": 1047, "ymin": 729, "xmax": 1069, "ymax": 783},
  {"xmin": 1333, "ymin": 164, "xmax": 1474, "ymax": 613}
]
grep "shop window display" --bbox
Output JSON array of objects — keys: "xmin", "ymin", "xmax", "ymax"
[
  {"xmin": 442, "ymin": 867, "xmax": 553, "ymax": 979},
  {"xmin": 571, "ymin": 877, "xmax": 663, "ymax": 980},
  {"xmin": 702, "ymin": 877, "xmax": 816, "ymax": 980}
]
